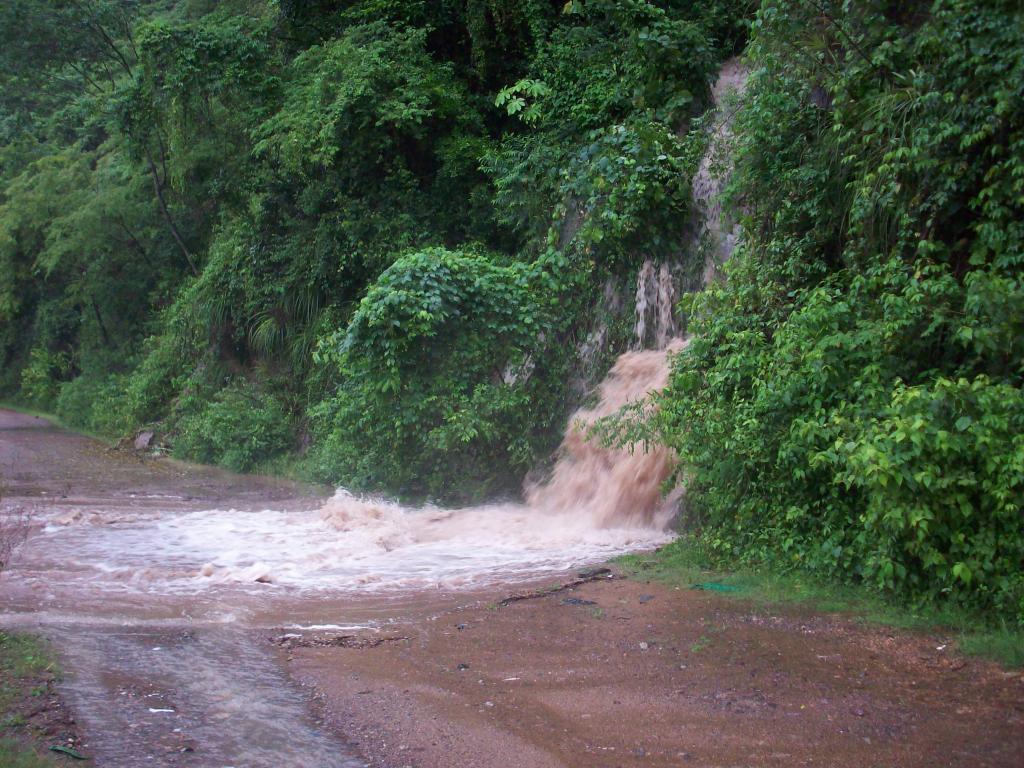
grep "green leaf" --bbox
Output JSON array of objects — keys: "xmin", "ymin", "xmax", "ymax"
[{"xmin": 49, "ymin": 745, "xmax": 88, "ymax": 760}]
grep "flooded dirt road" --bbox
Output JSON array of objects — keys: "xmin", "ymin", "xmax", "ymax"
[
  {"xmin": 2, "ymin": 409, "xmax": 1023, "ymax": 767},
  {"xmin": 0, "ymin": 410, "xmax": 369, "ymax": 766}
]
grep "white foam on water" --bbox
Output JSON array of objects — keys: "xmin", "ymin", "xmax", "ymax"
[{"xmin": 19, "ymin": 497, "xmax": 672, "ymax": 594}]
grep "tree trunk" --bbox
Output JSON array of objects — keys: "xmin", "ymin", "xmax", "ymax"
[{"xmin": 145, "ymin": 150, "xmax": 198, "ymax": 277}]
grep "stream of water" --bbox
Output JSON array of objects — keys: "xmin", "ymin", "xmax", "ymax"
[
  {"xmin": 0, "ymin": 344, "xmax": 678, "ymax": 767},
  {"xmin": 8, "ymin": 344, "xmax": 677, "ymax": 604}
]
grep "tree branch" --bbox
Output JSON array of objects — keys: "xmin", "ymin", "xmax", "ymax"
[{"xmin": 145, "ymin": 149, "xmax": 198, "ymax": 276}]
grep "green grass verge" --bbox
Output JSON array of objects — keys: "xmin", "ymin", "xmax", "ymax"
[
  {"xmin": 0, "ymin": 634, "xmax": 54, "ymax": 681},
  {"xmin": 0, "ymin": 739, "xmax": 56, "ymax": 768},
  {"xmin": 618, "ymin": 537, "xmax": 1024, "ymax": 668},
  {"xmin": 0, "ymin": 400, "xmax": 331, "ymax": 494},
  {"xmin": 0, "ymin": 633, "xmax": 62, "ymax": 766},
  {"xmin": 0, "ymin": 401, "xmax": 56, "ymax": 424}
]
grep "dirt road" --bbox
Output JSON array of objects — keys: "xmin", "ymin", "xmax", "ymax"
[
  {"xmin": 1, "ymin": 409, "xmax": 1021, "ymax": 767},
  {"xmin": 291, "ymin": 577, "xmax": 1024, "ymax": 768}
]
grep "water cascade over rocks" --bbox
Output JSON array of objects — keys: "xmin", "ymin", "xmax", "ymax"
[
  {"xmin": 524, "ymin": 339, "xmax": 687, "ymax": 529},
  {"xmin": 633, "ymin": 261, "xmax": 678, "ymax": 350},
  {"xmin": 633, "ymin": 58, "xmax": 749, "ymax": 349},
  {"xmin": 304, "ymin": 341, "xmax": 686, "ymax": 589},
  {"xmin": 303, "ymin": 61, "xmax": 751, "ymax": 590}
]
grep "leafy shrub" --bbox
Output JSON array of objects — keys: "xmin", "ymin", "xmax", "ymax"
[
  {"xmin": 119, "ymin": 329, "xmax": 192, "ymax": 426},
  {"xmin": 173, "ymin": 382, "xmax": 291, "ymax": 472},
  {"xmin": 307, "ymin": 246, "xmax": 563, "ymax": 502},
  {"xmin": 56, "ymin": 374, "xmax": 134, "ymax": 436},
  {"xmin": 558, "ymin": 119, "xmax": 698, "ymax": 259},
  {"xmin": 253, "ymin": 23, "xmax": 474, "ymax": 177},
  {"xmin": 485, "ymin": 0, "xmax": 721, "ymax": 253},
  {"xmin": 831, "ymin": 376, "xmax": 1024, "ymax": 620},
  {"xmin": 655, "ymin": 0, "xmax": 1024, "ymax": 620},
  {"xmin": 0, "ymin": 0, "xmax": 754, "ymax": 499},
  {"xmin": 20, "ymin": 348, "xmax": 69, "ymax": 407}
]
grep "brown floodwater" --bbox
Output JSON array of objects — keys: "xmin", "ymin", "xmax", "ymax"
[
  {"xmin": 0, "ymin": 407, "xmax": 597, "ymax": 766},
  {"xmin": 0, "ymin": 410, "xmax": 369, "ymax": 766}
]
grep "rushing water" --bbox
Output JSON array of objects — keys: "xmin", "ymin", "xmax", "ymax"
[
  {"xmin": 5, "ymin": 62, "xmax": 752, "ymax": 604},
  {"xmin": 0, "ymin": 348, "xmax": 681, "ymax": 767},
  {"xmin": 633, "ymin": 57, "xmax": 748, "ymax": 349},
  {"xmin": 10, "ymin": 344, "xmax": 679, "ymax": 599},
  {"xmin": 633, "ymin": 260, "xmax": 679, "ymax": 350}
]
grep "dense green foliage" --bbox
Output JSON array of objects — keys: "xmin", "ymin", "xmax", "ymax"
[
  {"xmin": 307, "ymin": 247, "xmax": 561, "ymax": 499},
  {"xmin": 655, "ymin": 0, "xmax": 1024, "ymax": 621},
  {"xmin": 1, "ymin": 1, "xmax": 744, "ymax": 498}
]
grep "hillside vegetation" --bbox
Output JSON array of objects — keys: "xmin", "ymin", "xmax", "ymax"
[
  {"xmin": 649, "ymin": 0, "xmax": 1024, "ymax": 622},
  {"xmin": 2, "ymin": 1, "xmax": 1022, "ymax": 623},
  {"xmin": 0, "ymin": 0, "xmax": 748, "ymax": 500}
]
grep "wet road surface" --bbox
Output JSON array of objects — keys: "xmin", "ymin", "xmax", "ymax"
[{"xmin": 3, "ymin": 410, "xmax": 1023, "ymax": 768}]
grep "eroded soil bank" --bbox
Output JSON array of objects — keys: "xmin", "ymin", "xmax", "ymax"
[{"xmin": 1, "ymin": 410, "xmax": 1022, "ymax": 767}]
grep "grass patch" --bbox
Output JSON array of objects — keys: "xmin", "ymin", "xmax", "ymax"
[
  {"xmin": 0, "ymin": 633, "xmax": 62, "ymax": 766},
  {"xmin": 958, "ymin": 627, "xmax": 1024, "ymax": 667},
  {"xmin": 689, "ymin": 634, "xmax": 712, "ymax": 653},
  {"xmin": 0, "ymin": 400, "xmax": 330, "ymax": 495},
  {"xmin": 618, "ymin": 537, "xmax": 1024, "ymax": 668},
  {"xmin": 0, "ymin": 401, "xmax": 59, "ymax": 426},
  {"xmin": 0, "ymin": 739, "xmax": 55, "ymax": 768},
  {"xmin": 0, "ymin": 635, "xmax": 56, "ymax": 681}
]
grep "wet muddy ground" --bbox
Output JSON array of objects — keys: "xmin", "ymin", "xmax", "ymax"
[
  {"xmin": 1, "ymin": 410, "xmax": 1022, "ymax": 767},
  {"xmin": 293, "ymin": 578, "xmax": 1024, "ymax": 768}
]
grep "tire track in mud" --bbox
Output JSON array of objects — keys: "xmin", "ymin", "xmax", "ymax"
[{"xmin": 49, "ymin": 623, "xmax": 363, "ymax": 767}]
